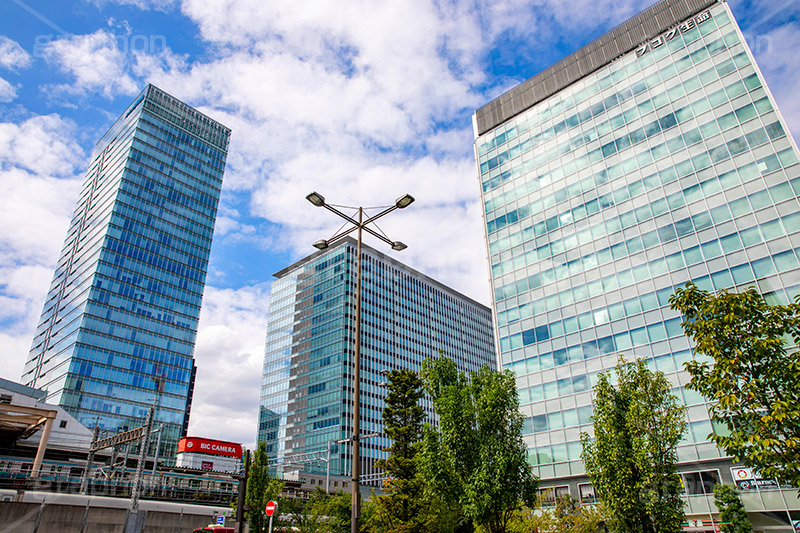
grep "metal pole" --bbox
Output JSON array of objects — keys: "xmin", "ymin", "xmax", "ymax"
[
  {"xmin": 79, "ymin": 499, "xmax": 91, "ymax": 533},
  {"xmin": 81, "ymin": 425, "xmax": 100, "ymax": 494},
  {"xmin": 268, "ymin": 513, "xmax": 274, "ymax": 533},
  {"xmin": 351, "ymin": 207, "xmax": 363, "ymax": 533},
  {"xmin": 326, "ymin": 442, "xmax": 331, "ymax": 494},
  {"xmin": 129, "ymin": 406, "xmax": 154, "ymax": 513},
  {"xmin": 32, "ymin": 499, "xmax": 46, "ymax": 533},
  {"xmin": 151, "ymin": 425, "xmax": 163, "ymax": 476},
  {"xmin": 236, "ymin": 450, "xmax": 250, "ymax": 533}
]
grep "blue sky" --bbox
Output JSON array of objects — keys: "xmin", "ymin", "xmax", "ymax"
[{"xmin": 0, "ymin": 0, "xmax": 797, "ymax": 446}]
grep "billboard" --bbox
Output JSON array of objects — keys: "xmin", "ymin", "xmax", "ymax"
[{"xmin": 177, "ymin": 437, "xmax": 243, "ymax": 458}]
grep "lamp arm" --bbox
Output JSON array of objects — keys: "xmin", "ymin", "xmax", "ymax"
[
  {"xmin": 361, "ymin": 205, "xmax": 397, "ymax": 226},
  {"xmin": 360, "ymin": 225, "xmax": 396, "ymax": 248},
  {"xmin": 322, "ymin": 204, "xmax": 361, "ymax": 226}
]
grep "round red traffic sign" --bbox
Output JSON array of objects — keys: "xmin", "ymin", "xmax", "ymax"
[{"xmin": 265, "ymin": 500, "xmax": 277, "ymax": 516}]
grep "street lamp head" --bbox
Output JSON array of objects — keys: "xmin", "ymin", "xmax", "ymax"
[
  {"xmin": 306, "ymin": 192, "xmax": 325, "ymax": 207},
  {"xmin": 313, "ymin": 239, "xmax": 329, "ymax": 250},
  {"xmin": 395, "ymin": 194, "xmax": 414, "ymax": 209},
  {"xmin": 391, "ymin": 241, "xmax": 407, "ymax": 251}
]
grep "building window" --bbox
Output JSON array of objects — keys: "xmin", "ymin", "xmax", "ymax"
[
  {"xmin": 682, "ymin": 470, "xmax": 720, "ymax": 495},
  {"xmin": 537, "ymin": 485, "xmax": 570, "ymax": 507},
  {"xmin": 59, "ymin": 420, "xmax": 67, "ymax": 429},
  {"xmin": 578, "ymin": 483, "xmax": 597, "ymax": 504},
  {"xmin": 0, "ymin": 394, "xmax": 11, "ymax": 404}
]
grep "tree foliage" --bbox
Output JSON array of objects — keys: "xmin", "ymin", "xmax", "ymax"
[
  {"xmin": 580, "ymin": 357, "xmax": 686, "ymax": 533},
  {"xmin": 507, "ymin": 496, "xmax": 603, "ymax": 533},
  {"xmin": 420, "ymin": 357, "xmax": 538, "ymax": 533},
  {"xmin": 280, "ymin": 489, "xmax": 351, "ymax": 533},
  {"xmin": 373, "ymin": 369, "xmax": 428, "ymax": 532},
  {"xmin": 245, "ymin": 442, "xmax": 285, "ymax": 533},
  {"xmin": 670, "ymin": 283, "xmax": 800, "ymax": 488},
  {"xmin": 713, "ymin": 484, "xmax": 751, "ymax": 533}
]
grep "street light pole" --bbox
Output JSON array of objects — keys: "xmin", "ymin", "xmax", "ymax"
[
  {"xmin": 352, "ymin": 206, "xmax": 363, "ymax": 531},
  {"xmin": 306, "ymin": 192, "xmax": 413, "ymax": 533}
]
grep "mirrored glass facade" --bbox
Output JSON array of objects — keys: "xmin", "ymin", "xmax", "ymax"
[
  {"xmin": 258, "ymin": 237, "xmax": 496, "ymax": 484},
  {"xmin": 474, "ymin": 0, "xmax": 800, "ymax": 482},
  {"xmin": 23, "ymin": 84, "xmax": 231, "ymax": 461}
]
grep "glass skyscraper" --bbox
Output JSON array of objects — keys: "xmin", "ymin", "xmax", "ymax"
[
  {"xmin": 474, "ymin": 0, "xmax": 799, "ymax": 517},
  {"xmin": 258, "ymin": 237, "xmax": 496, "ymax": 486},
  {"xmin": 23, "ymin": 84, "xmax": 230, "ymax": 460}
]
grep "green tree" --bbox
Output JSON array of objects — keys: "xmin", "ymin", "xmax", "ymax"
[
  {"xmin": 420, "ymin": 357, "xmax": 538, "ymax": 533},
  {"xmin": 670, "ymin": 284, "xmax": 800, "ymax": 488},
  {"xmin": 508, "ymin": 495, "xmax": 603, "ymax": 533},
  {"xmin": 713, "ymin": 484, "xmax": 751, "ymax": 533},
  {"xmin": 282, "ymin": 489, "xmax": 352, "ymax": 533},
  {"xmin": 316, "ymin": 490, "xmax": 351, "ymax": 532},
  {"xmin": 374, "ymin": 369, "xmax": 427, "ymax": 532},
  {"xmin": 580, "ymin": 357, "xmax": 686, "ymax": 533},
  {"xmin": 245, "ymin": 442, "xmax": 285, "ymax": 533}
]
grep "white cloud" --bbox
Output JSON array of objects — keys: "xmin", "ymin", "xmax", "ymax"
[
  {"xmin": 752, "ymin": 23, "xmax": 800, "ymax": 140},
  {"xmin": 189, "ymin": 283, "xmax": 271, "ymax": 447},
  {"xmin": 0, "ymin": 115, "xmax": 85, "ymax": 382},
  {"xmin": 92, "ymin": 0, "xmax": 178, "ymax": 11},
  {"xmin": 0, "ymin": 114, "xmax": 85, "ymax": 176},
  {"xmin": 0, "ymin": 36, "xmax": 32, "ymax": 71},
  {"xmin": 541, "ymin": 0, "xmax": 653, "ymax": 34},
  {"xmin": 40, "ymin": 30, "xmax": 141, "ymax": 99},
  {"xmin": 0, "ymin": 77, "xmax": 17, "ymax": 102}
]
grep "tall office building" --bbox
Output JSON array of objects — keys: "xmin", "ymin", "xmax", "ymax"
[
  {"xmin": 258, "ymin": 237, "xmax": 496, "ymax": 487},
  {"xmin": 474, "ymin": 0, "xmax": 800, "ymax": 520},
  {"xmin": 23, "ymin": 84, "xmax": 231, "ymax": 460}
]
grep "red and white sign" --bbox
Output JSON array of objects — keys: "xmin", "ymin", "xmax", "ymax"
[
  {"xmin": 177, "ymin": 437, "xmax": 243, "ymax": 458},
  {"xmin": 201, "ymin": 461, "xmax": 214, "ymax": 471},
  {"xmin": 265, "ymin": 501, "xmax": 277, "ymax": 516}
]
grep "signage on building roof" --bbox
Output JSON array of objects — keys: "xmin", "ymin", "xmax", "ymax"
[
  {"xmin": 636, "ymin": 10, "xmax": 712, "ymax": 58},
  {"xmin": 177, "ymin": 436, "xmax": 243, "ymax": 458}
]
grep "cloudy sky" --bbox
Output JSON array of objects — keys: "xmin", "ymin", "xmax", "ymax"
[{"xmin": 0, "ymin": 0, "xmax": 797, "ymax": 448}]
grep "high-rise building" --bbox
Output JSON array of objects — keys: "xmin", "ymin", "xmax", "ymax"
[
  {"xmin": 474, "ymin": 0, "xmax": 799, "ymax": 517},
  {"xmin": 23, "ymin": 84, "xmax": 231, "ymax": 460},
  {"xmin": 258, "ymin": 237, "xmax": 496, "ymax": 487}
]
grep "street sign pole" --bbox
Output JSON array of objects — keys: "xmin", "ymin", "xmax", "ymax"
[{"xmin": 265, "ymin": 500, "xmax": 277, "ymax": 533}]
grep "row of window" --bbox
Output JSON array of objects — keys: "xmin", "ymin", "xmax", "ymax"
[
  {"xmin": 482, "ymin": 34, "xmax": 748, "ymax": 196},
  {"xmin": 110, "ymin": 214, "xmax": 212, "ymax": 267},
  {"xmin": 481, "ymin": 15, "xmax": 742, "ymax": 196},
  {"xmin": 137, "ymin": 114, "xmax": 227, "ymax": 172},
  {"xmin": 538, "ymin": 469, "xmax": 723, "ymax": 507},
  {"xmin": 478, "ymin": 6, "xmax": 733, "ymax": 157},
  {"xmin": 529, "ymin": 418, "xmax": 716, "ymax": 467},
  {"xmin": 499, "ymin": 218, "xmax": 800, "ymax": 353},
  {"xmin": 128, "ymin": 137, "xmax": 221, "ymax": 205},
  {"xmin": 486, "ymin": 107, "xmax": 780, "ymax": 238},
  {"xmin": 494, "ymin": 158, "xmax": 799, "ymax": 310},
  {"xmin": 143, "ymin": 93, "xmax": 229, "ymax": 153},
  {"xmin": 489, "ymin": 103, "xmax": 792, "ymax": 260}
]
